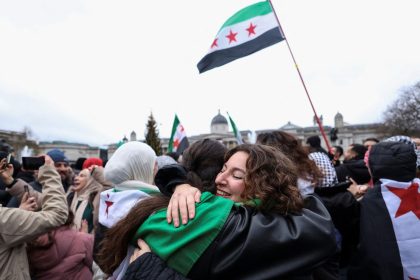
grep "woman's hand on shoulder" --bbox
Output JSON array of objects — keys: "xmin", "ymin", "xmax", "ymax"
[{"xmin": 167, "ymin": 184, "xmax": 201, "ymax": 227}]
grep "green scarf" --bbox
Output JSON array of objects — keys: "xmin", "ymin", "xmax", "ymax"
[{"xmin": 132, "ymin": 192, "xmax": 234, "ymax": 276}]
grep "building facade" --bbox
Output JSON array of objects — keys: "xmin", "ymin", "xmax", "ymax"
[{"xmin": 1, "ymin": 112, "xmax": 382, "ymax": 163}]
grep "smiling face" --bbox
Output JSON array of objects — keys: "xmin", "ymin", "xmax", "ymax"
[
  {"xmin": 215, "ymin": 151, "xmax": 248, "ymax": 202},
  {"xmin": 54, "ymin": 161, "xmax": 69, "ymax": 181},
  {"xmin": 73, "ymin": 168, "xmax": 90, "ymax": 192}
]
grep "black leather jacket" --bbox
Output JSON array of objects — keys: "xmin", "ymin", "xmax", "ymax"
[
  {"xmin": 187, "ymin": 195, "xmax": 337, "ymax": 280},
  {"xmin": 125, "ymin": 165, "xmax": 337, "ymax": 280}
]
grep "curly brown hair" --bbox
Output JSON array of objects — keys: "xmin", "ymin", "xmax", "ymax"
[
  {"xmin": 226, "ymin": 144, "xmax": 304, "ymax": 215},
  {"xmin": 256, "ymin": 131, "xmax": 323, "ymax": 186}
]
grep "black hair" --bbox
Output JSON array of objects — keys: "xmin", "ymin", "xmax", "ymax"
[{"xmin": 350, "ymin": 144, "xmax": 368, "ymax": 160}]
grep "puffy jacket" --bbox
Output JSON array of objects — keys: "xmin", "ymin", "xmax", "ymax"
[{"xmin": 28, "ymin": 226, "xmax": 93, "ymax": 280}]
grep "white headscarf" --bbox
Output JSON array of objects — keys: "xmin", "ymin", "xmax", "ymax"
[{"xmin": 104, "ymin": 142, "xmax": 157, "ymax": 188}]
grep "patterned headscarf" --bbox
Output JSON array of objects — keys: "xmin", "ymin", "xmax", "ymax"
[
  {"xmin": 384, "ymin": 135, "xmax": 420, "ymax": 168},
  {"xmin": 308, "ymin": 152, "xmax": 338, "ymax": 187}
]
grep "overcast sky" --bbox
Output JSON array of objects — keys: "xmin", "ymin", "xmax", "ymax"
[{"xmin": 1, "ymin": 0, "xmax": 420, "ymax": 147}]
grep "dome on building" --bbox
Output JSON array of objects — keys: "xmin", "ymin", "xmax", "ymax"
[
  {"xmin": 280, "ymin": 121, "xmax": 301, "ymax": 130},
  {"xmin": 211, "ymin": 110, "xmax": 228, "ymax": 126},
  {"xmin": 210, "ymin": 110, "xmax": 229, "ymax": 134}
]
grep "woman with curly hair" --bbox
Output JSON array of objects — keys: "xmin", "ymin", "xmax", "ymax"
[
  {"xmin": 98, "ymin": 144, "xmax": 336, "ymax": 280},
  {"xmin": 256, "ymin": 130, "xmax": 323, "ymax": 196}
]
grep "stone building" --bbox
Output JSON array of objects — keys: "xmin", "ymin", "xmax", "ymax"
[
  {"xmin": 159, "ymin": 111, "xmax": 382, "ymax": 153},
  {"xmin": 1, "ymin": 111, "xmax": 382, "ymax": 163},
  {"xmin": 255, "ymin": 112, "xmax": 382, "ymax": 150},
  {"xmin": 0, "ymin": 129, "xmax": 38, "ymax": 159},
  {"xmin": 37, "ymin": 141, "xmax": 105, "ymax": 163},
  {"xmin": 160, "ymin": 111, "xmax": 250, "ymax": 153}
]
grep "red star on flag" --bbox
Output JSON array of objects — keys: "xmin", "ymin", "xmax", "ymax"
[
  {"xmin": 387, "ymin": 182, "xmax": 420, "ymax": 219},
  {"xmin": 246, "ymin": 22, "xmax": 257, "ymax": 36},
  {"xmin": 226, "ymin": 30, "xmax": 238, "ymax": 43},
  {"xmin": 211, "ymin": 38, "xmax": 218, "ymax": 48},
  {"xmin": 173, "ymin": 138, "xmax": 179, "ymax": 149},
  {"xmin": 104, "ymin": 193, "xmax": 114, "ymax": 218}
]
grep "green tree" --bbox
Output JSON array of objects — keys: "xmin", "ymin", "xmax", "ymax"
[
  {"xmin": 380, "ymin": 81, "xmax": 420, "ymax": 136},
  {"xmin": 145, "ymin": 112, "xmax": 162, "ymax": 155}
]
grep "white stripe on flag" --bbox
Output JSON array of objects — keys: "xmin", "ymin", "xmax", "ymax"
[
  {"xmin": 99, "ymin": 189, "xmax": 150, "ymax": 228},
  {"xmin": 381, "ymin": 178, "xmax": 420, "ymax": 279},
  {"xmin": 208, "ymin": 12, "xmax": 278, "ymax": 54}
]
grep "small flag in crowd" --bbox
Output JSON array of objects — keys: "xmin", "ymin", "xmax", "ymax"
[
  {"xmin": 168, "ymin": 114, "xmax": 189, "ymax": 155},
  {"xmin": 197, "ymin": 1, "xmax": 285, "ymax": 73},
  {"xmin": 227, "ymin": 112, "xmax": 243, "ymax": 144}
]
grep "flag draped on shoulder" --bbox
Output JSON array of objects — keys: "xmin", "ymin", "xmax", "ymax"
[
  {"xmin": 227, "ymin": 112, "xmax": 243, "ymax": 144},
  {"xmin": 380, "ymin": 178, "xmax": 420, "ymax": 279},
  {"xmin": 197, "ymin": 1, "xmax": 284, "ymax": 73},
  {"xmin": 168, "ymin": 114, "xmax": 189, "ymax": 155}
]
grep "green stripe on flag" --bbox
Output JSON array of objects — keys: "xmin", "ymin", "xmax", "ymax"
[
  {"xmin": 221, "ymin": 1, "xmax": 273, "ymax": 29},
  {"xmin": 168, "ymin": 114, "xmax": 180, "ymax": 153},
  {"xmin": 227, "ymin": 112, "xmax": 243, "ymax": 144}
]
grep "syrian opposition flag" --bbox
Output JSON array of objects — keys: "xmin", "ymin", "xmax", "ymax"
[
  {"xmin": 98, "ymin": 189, "xmax": 151, "ymax": 228},
  {"xmin": 197, "ymin": 1, "xmax": 285, "ymax": 73},
  {"xmin": 349, "ymin": 178, "xmax": 420, "ymax": 280},
  {"xmin": 168, "ymin": 114, "xmax": 189, "ymax": 155},
  {"xmin": 380, "ymin": 178, "xmax": 420, "ymax": 279},
  {"xmin": 227, "ymin": 112, "xmax": 243, "ymax": 144}
]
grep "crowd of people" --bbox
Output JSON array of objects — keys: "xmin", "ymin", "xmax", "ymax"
[{"xmin": 0, "ymin": 132, "xmax": 419, "ymax": 280}]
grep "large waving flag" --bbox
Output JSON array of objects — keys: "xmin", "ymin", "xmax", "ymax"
[
  {"xmin": 197, "ymin": 1, "xmax": 284, "ymax": 73},
  {"xmin": 227, "ymin": 112, "xmax": 243, "ymax": 144},
  {"xmin": 168, "ymin": 114, "xmax": 189, "ymax": 155}
]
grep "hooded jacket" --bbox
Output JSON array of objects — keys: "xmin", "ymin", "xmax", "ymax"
[{"xmin": 348, "ymin": 141, "xmax": 418, "ymax": 280}]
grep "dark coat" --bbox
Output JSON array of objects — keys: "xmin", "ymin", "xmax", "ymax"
[
  {"xmin": 347, "ymin": 141, "xmax": 417, "ymax": 280},
  {"xmin": 335, "ymin": 159, "xmax": 371, "ymax": 184},
  {"xmin": 315, "ymin": 185, "xmax": 360, "ymax": 268},
  {"xmin": 124, "ymin": 253, "xmax": 187, "ymax": 280}
]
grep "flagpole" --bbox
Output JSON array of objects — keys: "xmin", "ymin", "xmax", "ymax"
[{"xmin": 268, "ymin": 0, "xmax": 332, "ymax": 154}]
